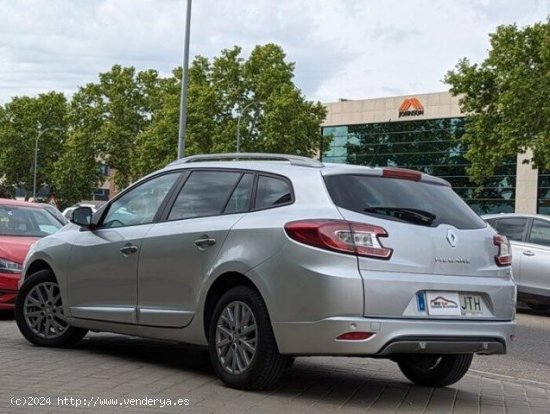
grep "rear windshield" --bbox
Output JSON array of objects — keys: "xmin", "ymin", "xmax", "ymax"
[{"xmin": 324, "ymin": 174, "xmax": 486, "ymax": 230}]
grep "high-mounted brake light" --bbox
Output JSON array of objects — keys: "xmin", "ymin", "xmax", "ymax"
[
  {"xmin": 284, "ymin": 219, "xmax": 393, "ymax": 259},
  {"xmin": 382, "ymin": 168, "xmax": 422, "ymax": 181},
  {"xmin": 493, "ymin": 234, "xmax": 512, "ymax": 266}
]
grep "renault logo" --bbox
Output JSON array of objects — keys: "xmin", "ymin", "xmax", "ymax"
[{"xmin": 446, "ymin": 229, "xmax": 458, "ymax": 247}]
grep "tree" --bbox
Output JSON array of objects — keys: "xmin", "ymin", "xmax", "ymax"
[
  {"xmin": 0, "ymin": 92, "xmax": 67, "ymax": 199},
  {"xmin": 134, "ymin": 44, "xmax": 327, "ymax": 176},
  {"xmin": 66, "ymin": 65, "xmax": 159, "ymax": 190},
  {"xmin": 445, "ymin": 19, "xmax": 550, "ymax": 183}
]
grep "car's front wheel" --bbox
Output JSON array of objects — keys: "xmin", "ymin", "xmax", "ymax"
[
  {"xmin": 208, "ymin": 285, "xmax": 290, "ymax": 390},
  {"xmin": 15, "ymin": 270, "xmax": 87, "ymax": 347},
  {"xmin": 397, "ymin": 354, "xmax": 473, "ymax": 387}
]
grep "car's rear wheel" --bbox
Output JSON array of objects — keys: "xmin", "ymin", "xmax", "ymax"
[
  {"xmin": 397, "ymin": 353, "xmax": 473, "ymax": 387},
  {"xmin": 15, "ymin": 270, "xmax": 87, "ymax": 347},
  {"xmin": 208, "ymin": 285, "xmax": 289, "ymax": 390}
]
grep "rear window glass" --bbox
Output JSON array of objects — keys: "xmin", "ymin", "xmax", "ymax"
[{"xmin": 324, "ymin": 174, "xmax": 486, "ymax": 230}]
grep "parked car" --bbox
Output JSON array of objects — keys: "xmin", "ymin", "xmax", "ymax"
[
  {"xmin": 16, "ymin": 154, "xmax": 516, "ymax": 390},
  {"xmin": 483, "ymin": 213, "xmax": 550, "ymax": 311},
  {"xmin": 39, "ymin": 203, "xmax": 69, "ymax": 226},
  {"xmin": 0, "ymin": 199, "xmax": 65, "ymax": 311}
]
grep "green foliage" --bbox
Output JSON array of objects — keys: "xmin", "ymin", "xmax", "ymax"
[
  {"xmin": 134, "ymin": 44, "xmax": 327, "ymax": 176},
  {"xmin": 445, "ymin": 19, "xmax": 550, "ymax": 183},
  {"xmin": 0, "ymin": 92, "xmax": 67, "ymax": 199},
  {"xmin": 0, "ymin": 44, "xmax": 327, "ymax": 203}
]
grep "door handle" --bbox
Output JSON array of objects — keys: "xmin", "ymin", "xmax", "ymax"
[
  {"xmin": 523, "ymin": 250, "xmax": 535, "ymax": 257},
  {"xmin": 194, "ymin": 236, "xmax": 216, "ymax": 249},
  {"xmin": 120, "ymin": 244, "xmax": 138, "ymax": 256}
]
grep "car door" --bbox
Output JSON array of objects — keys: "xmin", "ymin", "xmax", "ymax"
[
  {"xmin": 488, "ymin": 216, "xmax": 529, "ymax": 285},
  {"xmin": 518, "ymin": 218, "xmax": 550, "ymax": 298},
  {"xmin": 66, "ymin": 172, "xmax": 181, "ymax": 324},
  {"xmin": 136, "ymin": 170, "xmax": 254, "ymax": 327}
]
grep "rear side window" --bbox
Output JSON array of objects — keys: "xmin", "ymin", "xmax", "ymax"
[
  {"xmin": 224, "ymin": 174, "xmax": 253, "ymax": 214},
  {"xmin": 492, "ymin": 218, "xmax": 528, "ymax": 241},
  {"xmin": 168, "ymin": 171, "xmax": 241, "ymax": 220},
  {"xmin": 254, "ymin": 175, "xmax": 293, "ymax": 209},
  {"xmin": 528, "ymin": 219, "xmax": 550, "ymax": 246},
  {"xmin": 324, "ymin": 174, "xmax": 486, "ymax": 229}
]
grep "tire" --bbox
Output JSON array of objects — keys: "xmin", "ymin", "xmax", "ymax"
[
  {"xmin": 208, "ymin": 285, "xmax": 289, "ymax": 390},
  {"xmin": 397, "ymin": 354, "xmax": 473, "ymax": 387},
  {"xmin": 15, "ymin": 270, "xmax": 88, "ymax": 347}
]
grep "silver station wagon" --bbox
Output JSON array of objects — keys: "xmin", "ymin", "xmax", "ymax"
[{"xmin": 16, "ymin": 154, "xmax": 516, "ymax": 390}]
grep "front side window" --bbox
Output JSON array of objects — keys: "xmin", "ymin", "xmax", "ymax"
[
  {"xmin": 528, "ymin": 219, "xmax": 550, "ymax": 247},
  {"xmin": 255, "ymin": 175, "xmax": 293, "ymax": 210},
  {"xmin": 168, "ymin": 171, "xmax": 242, "ymax": 220},
  {"xmin": 493, "ymin": 218, "xmax": 528, "ymax": 241},
  {"xmin": 102, "ymin": 173, "xmax": 180, "ymax": 228}
]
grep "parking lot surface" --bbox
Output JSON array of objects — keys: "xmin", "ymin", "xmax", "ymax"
[{"xmin": 1, "ymin": 317, "xmax": 550, "ymax": 414}]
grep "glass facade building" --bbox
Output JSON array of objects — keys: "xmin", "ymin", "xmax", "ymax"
[
  {"xmin": 320, "ymin": 92, "xmax": 541, "ymax": 215},
  {"xmin": 322, "ymin": 118, "xmax": 516, "ymax": 214},
  {"xmin": 539, "ymin": 170, "xmax": 550, "ymax": 214}
]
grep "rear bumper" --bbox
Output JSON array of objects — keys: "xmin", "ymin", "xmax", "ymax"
[{"xmin": 272, "ymin": 316, "xmax": 515, "ymax": 356}]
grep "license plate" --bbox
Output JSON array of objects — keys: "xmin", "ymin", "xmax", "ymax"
[
  {"xmin": 425, "ymin": 291, "xmax": 484, "ymax": 315},
  {"xmin": 459, "ymin": 294, "xmax": 484, "ymax": 315}
]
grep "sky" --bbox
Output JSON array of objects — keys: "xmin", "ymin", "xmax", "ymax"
[{"xmin": 0, "ymin": 0, "xmax": 548, "ymax": 105}]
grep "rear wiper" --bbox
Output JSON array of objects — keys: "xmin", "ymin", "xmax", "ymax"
[{"xmin": 363, "ymin": 207, "xmax": 436, "ymax": 226}]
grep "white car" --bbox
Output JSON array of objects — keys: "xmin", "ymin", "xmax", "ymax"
[{"xmin": 483, "ymin": 213, "xmax": 550, "ymax": 311}]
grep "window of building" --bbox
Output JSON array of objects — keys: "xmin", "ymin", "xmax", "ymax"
[{"xmin": 538, "ymin": 170, "xmax": 550, "ymax": 214}]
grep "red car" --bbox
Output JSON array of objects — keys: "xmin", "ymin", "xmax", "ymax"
[{"xmin": 0, "ymin": 199, "xmax": 65, "ymax": 311}]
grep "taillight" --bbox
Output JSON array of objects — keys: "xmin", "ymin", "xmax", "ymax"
[
  {"xmin": 284, "ymin": 219, "xmax": 393, "ymax": 259},
  {"xmin": 494, "ymin": 234, "xmax": 512, "ymax": 266}
]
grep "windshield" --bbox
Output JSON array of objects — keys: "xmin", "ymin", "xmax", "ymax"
[
  {"xmin": 324, "ymin": 174, "xmax": 486, "ymax": 230},
  {"xmin": 0, "ymin": 205, "xmax": 64, "ymax": 237}
]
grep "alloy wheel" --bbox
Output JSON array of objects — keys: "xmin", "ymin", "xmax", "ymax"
[
  {"xmin": 215, "ymin": 300, "xmax": 258, "ymax": 375},
  {"xmin": 23, "ymin": 282, "xmax": 68, "ymax": 339}
]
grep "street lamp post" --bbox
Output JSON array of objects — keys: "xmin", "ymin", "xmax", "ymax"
[
  {"xmin": 236, "ymin": 101, "xmax": 258, "ymax": 153},
  {"xmin": 177, "ymin": 0, "xmax": 193, "ymax": 159},
  {"xmin": 33, "ymin": 127, "xmax": 62, "ymax": 201}
]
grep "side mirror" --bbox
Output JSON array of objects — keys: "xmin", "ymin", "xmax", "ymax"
[{"xmin": 70, "ymin": 207, "xmax": 93, "ymax": 227}]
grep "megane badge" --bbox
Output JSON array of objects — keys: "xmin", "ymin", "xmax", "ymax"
[{"xmin": 446, "ymin": 229, "xmax": 458, "ymax": 247}]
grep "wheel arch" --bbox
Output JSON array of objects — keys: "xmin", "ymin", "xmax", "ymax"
[
  {"xmin": 24, "ymin": 260, "xmax": 54, "ymax": 281},
  {"xmin": 203, "ymin": 271, "xmax": 264, "ymax": 340}
]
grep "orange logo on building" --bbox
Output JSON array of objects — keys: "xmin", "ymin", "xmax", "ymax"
[{"xmin": 398, "ymin": 98, "xmax": 424, "ymax": 118}]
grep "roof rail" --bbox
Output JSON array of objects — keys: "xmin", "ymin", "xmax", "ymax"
[{"xmin": 169, "ymin": 153, "xmax": 324, "ymax": 168}]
